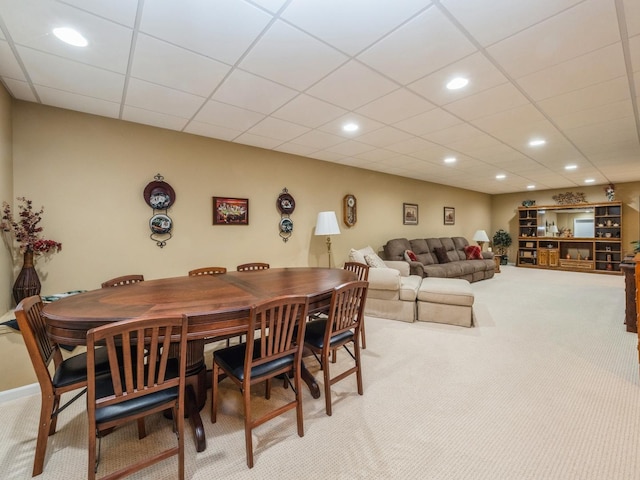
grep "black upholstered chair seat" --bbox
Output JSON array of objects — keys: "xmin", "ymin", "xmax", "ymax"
[
  {"xmin": 304, "ymin": 319, "xmax": 354, "ymax": 350},
  {"xmin": 94, "ymin": 358, "xmax": 180, "ymax": 424},
  {"xmin": 215, "ymin": 339, "xmax": 294, "ymax": 381},
  {"xmin": 52, "ymin": 346, "xmax": 111, "ymax": 388}
]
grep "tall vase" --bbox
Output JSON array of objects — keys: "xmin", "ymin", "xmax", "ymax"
[{"xmin": 12, "ymin": 250, "xmax": 41, "ymax": 304}]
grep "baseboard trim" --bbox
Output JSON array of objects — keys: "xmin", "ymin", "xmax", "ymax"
[{"xmin": 0, "ymin": 383, "xmax": 39, "ymax": 403}]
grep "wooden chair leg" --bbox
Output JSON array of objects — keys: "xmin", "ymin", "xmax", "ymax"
[
  {"xmin": 294, "ymin": 366, "xmax": 304, "ymax": 437},
  {"xmin": 88, "ymin": 422, "xmax": 97, "ymax": 480},
  {"xmin": 243, "ymin": 385, "xmax": 254, "ymax": 468},
  {"xmin": 360, "ymin": 320, "xmax": 367, "ymax": 349},
  {"xmin": 33, "ymin": 393, "xmax": 54, "ymax": 476},
  {"xmin": 355, "ymin": 342, "xmax": 364, "ymax": 396},
  {"xmin": 137, "ymin": 418, "xmax": 146, "ymax": 439},
  {"xmin": 211, "ymin": 364, "xmax": 219, "ymax": 423},
  {"xmin": 265, "ymin": 378, "xmax": 271, "ymax": 399},
  {"xmin": 323, "ymin": 351, "xmax": 333, "ymax": 416},
  {"xmin": 48, "ymin": 394, "xmax": 61, "ymax": 435}
]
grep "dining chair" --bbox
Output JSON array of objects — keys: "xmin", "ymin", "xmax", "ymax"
[
  {"xmin": 210, "ymin": 294, "xmax": 309, "ymax": 468},
  {"xmin": 343, "ymin": 262, "xmax": 370, "ymax": 349},
  {"xmin": 100, "ymin": 274, "xmax": 144, "ymax": 288},
  {"xmin": 304, "ymin": 280, "xmax": 368, "ymax": 416},
  {"xmin": 15, "ymin": 295, "xmax": 112, "ymax": 477},
  {"xmin": 86, "ymin": 315, "xmax": 188, "ymax": 480},
  {"xmin": 236, "ymin": 262, "xmax": 270, "ymax": 272},
  {"xmin": 188, "ymin": 266, "xmax": 227, "ymax": 276}
]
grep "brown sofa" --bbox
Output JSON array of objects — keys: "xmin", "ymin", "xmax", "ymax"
[{"xmin": 383, "ymin": 237, "xmax": 495, "ymax": 282}]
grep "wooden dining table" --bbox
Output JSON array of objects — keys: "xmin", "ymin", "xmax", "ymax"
[{"xmin": 42, "ymin": 267, "xmax": 356, "ymax": 452}]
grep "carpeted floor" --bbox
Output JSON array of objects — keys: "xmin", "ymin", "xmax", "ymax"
[{"xmin": 1, "ymin": 266, "xmax": 638, "ymax": 479}]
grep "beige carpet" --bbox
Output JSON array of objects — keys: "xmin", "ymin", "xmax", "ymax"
[{"xmin": 1, "ymin": 266, "xmax": 638, "ymax": 479}]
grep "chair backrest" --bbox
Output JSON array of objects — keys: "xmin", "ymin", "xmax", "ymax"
[
  {"xmin": 343, "ymin": 262, "xmax": 370, "ymax": 281},
  {"xmin": 324, "ymin": 281, "xmax": 369, "ymax": 346},
  {"xmin": 244, "ymin": 295, "xmax": 309, "ymax": 381},
  {"xmin": 14, "ymin": 295, "xmax": 60, "ymax": 392},
  {"xmin": 86, "ymin": 316, "xmax": 187, "ymax": 416},
  {"xmin": 101, "ymin": 274, "xmax": 145, "ymax": 288},
  {"xmin": 237, "ymin": 263, "xmax": 270, "ymax": 272},
  {"xmin": 188, "ymin": 266, "xmax": 227, "ymax": 276}
]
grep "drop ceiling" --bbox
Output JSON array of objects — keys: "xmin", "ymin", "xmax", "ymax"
[{"xmin": 1, "ymin": 0, "xmax": 639, "ymax": 194}]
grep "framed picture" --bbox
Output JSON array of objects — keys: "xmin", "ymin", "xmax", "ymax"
[
  {"xmin": 403, "ymin": 203, "xmax": 418, "ymax": 225},
  {"xmin": 444, "ymin": 207, "xmax": 455, "ymax": 225},
  {"xmin": 213, "ymin": 197, "xmax": 249, "ymax": 225}
]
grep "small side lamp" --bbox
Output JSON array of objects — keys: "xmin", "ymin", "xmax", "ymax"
[
  {"xmin": 473, "ymin": 230, "xmax": 490, "ymax": 250},
  {"xmin": 549, "ymin": 225, "xmax": 559, "ymax": 237},
  {"xmin": 315, "ymin": 211, "xmax": 341, "ymax": 267}
]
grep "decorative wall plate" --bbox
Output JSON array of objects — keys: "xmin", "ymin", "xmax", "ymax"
[
  {"xmin": 150, "ymin": 214, "xmax": 172, "ymax": 234},
  {"xmin": 279, "ymin": 217, "xmax": 293, "ymax": 234},
  {"xmin": 277, "ymin": 192, "xmax": 295, "ymax": 214},
  {"xmin": 144, "ymin": 181, "xmax": 175, "ymax": 209}
]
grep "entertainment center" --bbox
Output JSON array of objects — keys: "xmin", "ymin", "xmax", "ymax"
[{"xmin": 517, "ymin": 201, "xmax": 622, "ymax": 274}]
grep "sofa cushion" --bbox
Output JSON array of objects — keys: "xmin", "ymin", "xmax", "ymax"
[
  {"xmin": 464, "ymin": 245, "xmax": 482, "ymax": 260},
  {"xmin": 417, "ymin": 278, "xmax": 474, "ymax": 307},
  {"xmin": 383, "ymin": 238, "xmax": 412, "ymax": 261},
  {"xmin": 404, "ymin": 249, "xmax": 417, "ymax": 262},
  {"xmin": 349, "ymin": 246, "xmax": 376, "ymax": 264},
  {"xmin": 365, "ymin": 253, "xmax": 388, "ymax": 269},
  {"xmin": 399, "ymin": 275, "xmax": 422, "ymax": 302},
  {"xmin": 433, "ymin": 246, "xmax": 450, "ymax": 264}
]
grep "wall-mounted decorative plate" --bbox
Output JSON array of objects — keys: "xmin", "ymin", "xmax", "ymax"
[
  {"xmin": 279, "ymin": 217, "xmax": 293, "ymax": 234},
  {"xmin": 277, "ymin": 192, "xmax": 295, "ymax": 214},
  {"xmin": 150, "ymin": 214, "xmax": 172, "ymax": 234},
  {"xmin": 144, "ymin": 181, "xmax": 175, "ymax": 209}
]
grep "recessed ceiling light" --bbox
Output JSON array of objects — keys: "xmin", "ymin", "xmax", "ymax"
[
  {"xmin": 342, "ymin": 122, "xmax": 359, "ymax": 132},
  {"xmin": 527, "ymin": 185, "xmax": 535, "ymax": 189},
  {"xmin": 53, "ymin": 27, "xmax": 88, "ymax": 47},
  {"xmin": 565, "ymin": 164, "xmax": 577, "ymax": 170},
  {"xmin": 496, "ymin": 174, "xmax": 506, "ymax": 180},
  {"xmin": 446, "ymin": 77, "xmax": 469, "ymax": 90},
  {"xmin": 444, "ymin": 157, "xmax": 456, "ymax": 164},
  {"xmin": 528, "ymin": 139, "xmax": 546, "ymax": 147},
  {"xmin": 585, "ymin": 178, "xmax": 595, "ymax": 183}
]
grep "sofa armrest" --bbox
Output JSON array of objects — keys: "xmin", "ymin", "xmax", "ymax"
[
  {"xmin": 382, "ymin": 260, "xmax": 410, "ymax": 277},
  {"xmin": 406, "ymin": 261, "xmax": 425, "ymax": 277},
  {"xmin": 367, "ymin": 267, "xmax": 401, "ymax": 290},
  {"xmin": 482, "ymin": 251, "xmax": 495, "ymax": 260}
]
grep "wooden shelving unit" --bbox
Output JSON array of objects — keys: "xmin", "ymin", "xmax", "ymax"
[{"xmin": 516, "ymin": 202, "xmax": 622, "ymax": 275}]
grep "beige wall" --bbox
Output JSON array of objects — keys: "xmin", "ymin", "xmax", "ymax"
[
  {"xmin": 0, "ymin": 86, "xmax": 12, "ymax": 313},
  {"xmin": 10, "ymin": 101, "xmax": 491, "ymax": 298},
  {"xmin": 491, "ymin": 185, "xmax": 640, "ymax": 260}
]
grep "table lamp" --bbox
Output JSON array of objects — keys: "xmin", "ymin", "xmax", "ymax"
[
  {"xmin": 315, "ymin": 211, "xmax": 341, "ymax": 267},
  {"xmin": 473, "ymin": 230, "xmax": 490, "ymax": 250},
  {"xmin": 549, "ymin": 225, "xmax": 559, "ymax": 237}
]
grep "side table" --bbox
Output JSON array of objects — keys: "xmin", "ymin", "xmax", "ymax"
[{"xmin": 493, "ymin": 255, "xmax": 502, "ymax": 273}]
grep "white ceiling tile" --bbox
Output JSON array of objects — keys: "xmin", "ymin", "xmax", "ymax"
[
  {"xmin": 353, "ymin": 149, "xmax": 398, "ymax": 162},
  {"xmin": 239, "ymin": 20, "xmax": 347, "ymax": 91},
  {"xmin": 131, "ymin": 34, "xmax": 230, "ymax": 97},
  {"xmin": 3, "ymin": 78, "xmax": 36, "ymax": 101},
  {"xmin": 37, "ymin": 86, "xmax": 120, "ymax": 118},
  {"xmin": 394, "ymin": 108, "xmax": 463, "ymax": 136},
  {"xmin": 517, "ymin": 44, "xmax": 627, "ymax": 101},
  {"xmin": 623, "ymin": 0, "xmax": 640, "ymax": 38},
  {"xmin": 288, "ymin": 130, "xmax": 345, "ymax": 149},
  {"xmin": 358, "ymin": 7, "xmax": 476, "ymax": 85},
  {"xmin": 317, "ymin": 113, "xmax": 385, "ymax": 139},
  {"xmin": 325, "ymin": 141, "xmax": 375, "ymax": 156},
  {"xmin": 552, "ymin": 100, "xmax": 634, "ymax": 130},
  {"xmin": 536, "ymin": 77, "xmax": 630, "ymax": 117},
  {"xmin": 408, "ymin": 52, "xmax": 509, "ymax": 106},
  {"xmin": 122, "ymin": 106, "xmax": 189, "ymax": 131},
  {"xmin": 62, "ymin": 0, "xmax": 138, "ymax": 26},
  {"xmin": 0, "ymin": 40, "xmax": 26, "ymax": 81},
  {"xmin": 306, "ymin": 61, "xmax": 398, "ymax": 111},
  {"xmin": 274, "ymin": 142, "xmax": 318, "ymax": 157},
  {"xmin": 212, "ymin": 69, "xmax": 298, "ymax": 115},
  {"xmin": 422, "ymin": 123, "xmax": 486, "ymax": 145},
  {"xmin": 487, "ymin": 0, "xmax": 620, "ymax": 79},
  {"xmin": 126, "ymin": 78, "xmax": 205, "ymax": 118},
  {"xmin": 233, "ymin": 132, "xmax": 283, "ymax": 150},
  {"xmin": 471, "ymin": 104, "xmax": 547, "ymax": 135},
  {"xmin": 356, "ymin": 89, "xmax": 436, "ymax": 124},
  {"xmin": 18, "ymin": 47, "xmax": 125, "ymax": 102},
  {"xmin": 140, "ymin": 0, "xmax": 272, "ymax": 65},
  {"xmin": 386, "ymin": 137, "xmax": 440, "ymax": 155},
  {"xmin": 445, "ymin": 83, "xmax": 531, "ymax": 121},
  {"xmin": 1, "ymin": 0, "xmax": 133, "ymax": 72},
  {"xmin": 192, "ymin": 100, "xmax": 264, "ymax": 131},
  {"xmin": 355, "ymin": 126, "xmax": 414, "ymax": 148},
  {"xmin": 629, "ymin": 34, "xmax": 640, "ymax": 73},
  {"xmin": 440, "ymin": 0, "xmax": 584, "ymax": 47},
  {"xmin": 183, "ymin": 121, "xmax": 242, "ymax": 142},
  {"xmin": 249, "ymin": 0, "xmax": 289, "ymax": 14},
  {"xmin": 271, "ymin": 94, "xmax": 347, "ymax": 128},
  {"xmin": 281, "ymin": 0, "xmax": 431, "ymax": 55},
  {"xmin": 246, "ymin": 116, "xmax": 310, "ymax": 142}
]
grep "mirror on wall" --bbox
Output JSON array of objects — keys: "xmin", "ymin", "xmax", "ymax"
[{"xmin": 538, "ymin": 208, "xmax": 595, "ymax": 238}]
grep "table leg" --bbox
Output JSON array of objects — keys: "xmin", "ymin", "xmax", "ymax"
[
  {"xmin": 185, "ymin": 384, "xmax": 207, "ymax": 452},
  {"xmin": 301, "ymin": 361, "xmax": 321, "ymax": 398}
]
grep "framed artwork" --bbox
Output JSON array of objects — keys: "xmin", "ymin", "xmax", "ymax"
[
  {"xmin": 213, "ymin": 197, "xmax": 249, "ymax": 225},
  {"xmin": 403, "ymin": 203, "xmax": 418, "ymax": 225},
  {"xmin": 444, "ymin": 207, "xmax": 455, "ymax": 225}
]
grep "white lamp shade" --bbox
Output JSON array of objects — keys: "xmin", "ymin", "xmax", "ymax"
[
  {"xmin": 472, "ymin": 230, "xmax": 490, "ymax": 243},
  {"xmin": 549, "ymin": 225, "xmax": 559, "ymax": 233},
  {"xmin": 315, "ymin": 211, "xmax": 340, "ymax": 236}
]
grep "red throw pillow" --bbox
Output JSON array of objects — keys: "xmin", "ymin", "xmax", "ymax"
[
  {"xmin": 464, "ymin": 245, "xmax": 483, "ymax": 260},
  {"xmin": 404, "ymin": 249, "xmax": 417, "ymax": 262}
]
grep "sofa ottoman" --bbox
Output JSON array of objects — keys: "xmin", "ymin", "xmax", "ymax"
[{"xmin": 416, "ymin": 278, "xmax": 474, "ymax": 327}]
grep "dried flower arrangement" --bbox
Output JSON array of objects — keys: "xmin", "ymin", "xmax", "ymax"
[{"xmin": 1, "ymin": 197, "xmax": 62, "ymax": 254}]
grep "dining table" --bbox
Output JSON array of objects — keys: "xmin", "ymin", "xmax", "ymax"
[{"xmin": 42, "ymin": 267, "xmax": 357, "ymax": 452}]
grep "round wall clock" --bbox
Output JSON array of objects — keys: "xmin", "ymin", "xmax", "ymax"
[{"xmin": 343, "ymin": 194, "xmax": 357, "ymax": 227}]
